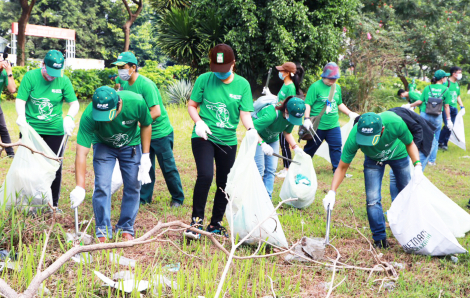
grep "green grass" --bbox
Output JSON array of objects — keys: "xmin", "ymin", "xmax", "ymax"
[{"xmin": 0, "ymin": 99, "xmax": 470, "ymax": 297}]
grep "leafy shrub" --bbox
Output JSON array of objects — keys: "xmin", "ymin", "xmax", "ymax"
[{"xmin": 167, "ymin": 79, "xmax": 193, "ymax": 104}]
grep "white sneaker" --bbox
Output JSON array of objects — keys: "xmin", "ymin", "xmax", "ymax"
[
  {"xmin": 276, "ymin": 168, "xmax": 288, "ymax": 178},
  {"xmin": 427, "ymin": 161, "xmax": 436, "ymax": 166}
]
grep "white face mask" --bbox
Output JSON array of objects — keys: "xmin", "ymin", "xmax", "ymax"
[
  {"xmin": 118, "ymin": 68, "xmax": 134, "ymax": 81},
  {"xmin": 456, "ymin": 73, "xmax": 463, "ymax": 80}
]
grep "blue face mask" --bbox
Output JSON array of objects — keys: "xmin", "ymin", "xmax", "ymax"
[
  {"xmin": 279, "ymin": 72, "xmax": 285, "ymax": 80},
  {"xmin": 214, "ymin": 71, "xmax": 232, "ymax": 80},
  {"xmin": 402, "ymin": 97, "xmax": 406, "ymax": 100}
]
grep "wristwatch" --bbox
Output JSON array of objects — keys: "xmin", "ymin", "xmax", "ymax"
[{"xmin": 7, "ymin": 74, "xmax": 13, "ymax": 78}]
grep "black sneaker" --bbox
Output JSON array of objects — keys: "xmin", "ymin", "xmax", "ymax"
[
  {"xmin": 374, "ymin": 239, "xmax": 390, "ymax": 249},
  {"xmin": 206, "ymin": 222, "xmax": 229, "ymax": 238},
  {"xmin": 442, "ymin": 145, "xmax": 448, "ymax": 151},
  {"xmin": 170, "ymin": 201, "xmax": 182, "ymax": 208},
  {"xmin": 183, "ymin": 217, "xmax": 203, "ymax": 240}
]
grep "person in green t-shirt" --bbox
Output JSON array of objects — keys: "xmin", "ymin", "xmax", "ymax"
[
  {"xmin": 70, "ymin": 86, "xmax": 153, "ymax": 242},
  {"xmin": 253, "ymin": 96, "xmax": 305, "ymax": 198},
  {"xmin": 263, "ymin": 62, "xmax": 304, "ymax": 177},
  {"xmin": 323, "ymin": 112, "xmax": 422, "ymax": 249},
  {"xmin": 0, "ymin": 58, "xmax": 17, "ymax": 157},
  {"xmin": 438, "ymin": 66, "xmax": 466, "ymax": 150},
  {"xmin": 409, "ymin": 69, "xmax": 452, "ymax": 166},
  {"xmin": 303, "ymin": 62, "xmax": 360, "ymax": 173},
  {"xmin": 408, "ymin": 78, "xmax": 417, "ymax": 93},
  {"xmin": 15, "ymin": 50, "xmax": 79, "ymax": 208},
  {"xmin": 112, "ymin": 52, "xmax": 185, "ymax": 207},
  {"xmin": 397, "ymin": 89, "xmax": 420, "ymax": 104},
  {"xmin": 184, "ymin": 44, "xmax": 255, "ymax": 240}
]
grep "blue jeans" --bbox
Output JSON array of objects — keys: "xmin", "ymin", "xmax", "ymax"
[
  {"xmin": 255, "ymin": 140, "xmax": 280, "ymax": 198},
  {"xmin": 304, "ymin": 126, "xmax": 342, "ymax": 172},
  {"xmin": 92, "ymin": 143, "xmax": 142, "ymax": 239},
  {"xmin": 364, "ymin": 156, "xmax": 411, "ymax": 241},
  {"xmin": 420, "ymin": 112, "xmax": 442, "ymax": 164},
  {"xmin": 438, "ymin": 106, "xmax": 458, "ymax": 146}
]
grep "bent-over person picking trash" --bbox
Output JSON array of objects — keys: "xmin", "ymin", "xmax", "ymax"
[
  {"xmin": 70, "ymin": 86, "xmax": 153, "ymax": 242},
  {"xmin": 323, "ymin": 112, "xmax": 422, "ymax": 249}
]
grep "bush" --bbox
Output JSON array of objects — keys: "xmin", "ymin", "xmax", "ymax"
[{"xmin": 167, "ymin": 79, "xmax": 193, "ymax": 104}]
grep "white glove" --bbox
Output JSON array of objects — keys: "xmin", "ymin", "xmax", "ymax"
[
  {"xmin": 303, "ymin": 118, "xmax": 313, "ymax": 130},
  {"xmin": 293, "ymin": 146, "xmax": 303, "ymax": 155},
  {"xmin": 262, "ymin": 87, "xmax": 273, "ymax": 96},
  {"xmin": 323, "ymin": 190, "xmax": 336, "ymax": 211},
  {"xmin": 447, "ymin": 119, "xmax": 454, "ymax": 130},
  {"xmin": 63, "ymin": 116, "xmax": 75, "ymax": 136},
  {"xmin": 413, "ymin": 164, "xmax": 424, "ymax": 185},
  {"xmin": 70, "ymin": 186, "xmax": 86, "ymax": 209},
  {"xmin": 401, "ymin": 103, "xmax": 411, "ymax": 110},
  {"xmin": 138, "ymin": 153, "xmax": 152, "ymax": 185},
  {"xmin": 260, "ymin": 142, "xmax": 273, "ymax": 156},
  {"xmin": 195, "ymin": 120, "xmax": 212, "ymax": 140},
  {"xmin": 461, "ymin": 107, "xmax": 465, "ymax": 116},
  {"xmin": 348, "ymin": 112, "xmax": 360, "ymax": 120},
  {"xmin": 16, "ymin": 116, "xmax": 27, "ymax": 127}
]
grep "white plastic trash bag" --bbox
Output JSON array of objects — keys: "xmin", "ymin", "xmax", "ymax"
[
  {"xmin": 387, "ymin": 176, "xmax": 468, "ymax": 256},
  {"xmin": 0, "ymin": 124, "xmax": 60, "ymax": 209},
  {"xmin": 316, "ymin": 118, "xmax": 355, "ymax": 163},
  {"xmin": 449, "ymin": 109, "xmax": 466, "ymax": 150},
  {"xmin": 225, "ymin": 130, "xmax": 289, "ymax": 248},
  {"xmin": 279, "ymin": 151, "xmax": 317, "ymax": 208}
]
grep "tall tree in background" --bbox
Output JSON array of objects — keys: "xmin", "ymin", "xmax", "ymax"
[
  {"xmin": 17, "ymin": 0, "xmax": 36, "ymax": 66},
  {"xmin": 122, "ymin": 0, "xmax": 143, "ymax": 52}
]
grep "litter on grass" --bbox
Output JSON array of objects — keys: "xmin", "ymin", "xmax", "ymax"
[
  {"xmin": 163, "ymin": 263, "xmax": 180, "ymax": 272},
  {"xmin": 391, "ymin": 262, "xmax": 405, "ymax": 270},
  {"xmin": 113, "ymin": 271, "xmax": 134, "ymax": 281},
  {"xmin": 284, "ymin": 237, "xmax": 325, "ymax": 262},
  {"xmin": 65, "ymin": 232, "xmax": 93, "ymax": 245},
  {"xmin": 109, "ymin": 252, "xmax": 136, "ymax": 267},
  {"xmin": 94, "ymin": 271, "xmax": 149, "ymax": 293},
  {"xmin": 37, "ymin": 283, "xmax": 51, "ymax": 297},
  {"xmin": 71, "ymin": 252, "xmax": 93, "ymax": 264}
]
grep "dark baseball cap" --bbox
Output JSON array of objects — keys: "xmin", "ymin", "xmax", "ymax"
[
  {"xmin": 276, "ymin": 62, "xmax": 297, "ymax": 73},
  {"xmin": 44, "ymin": 50, "xmax": 65, "ymax": 77},
  {"xmin": 92, "ymin": 86, "xmax": 119, "ymax": 121},
  {"xmin": 286, "ymin": 97, "xmax": 306, "ymax": 125},
  {"xmin": 356, "ymin": 113, "xmax": 383, "ymax": 146},
  {"xmin": 210, "ymin": 44, "xmax": 235, "ymax": 72}
]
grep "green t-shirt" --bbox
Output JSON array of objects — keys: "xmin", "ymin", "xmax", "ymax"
[
  {"xmin": 341, "ymin": 111, "xmax": 413, "ymax": 163},
  {"xmin": 419, "ymin": 84, "xmax": 451, "ymax": 113},
  {"xmin": 123, "ymin": 74, "xmax": 173, "ymax": 139},
  {"xmin": 444, "ymin": 81, "xmax": 460, "ymax": 108},
  {"xmin": 253, "ymin": 105, "xmax": 294, "ymax": 143},
  {"xmin": 16, "ymin": 68, "xmax": 77, "ymax": 135},
  {"xmin": 190, "ymin": 72, "xmax": 254, "ymax": 146},
  {"xmin": 0, "ymin": 70, "xmax": 8, "ymax": 95},
  {"xmin": 409, "ymin": 91, "xmax": 420, "ymax": 103},
  {"xmin": 305, "ymin": 80, "xmax": 343, "ymax": 130},
  {"xmin": 77, "ymin": 91, "xmax": 152, "ymax": 149},
  {"xmin": 115, "ymin": 76, "xmax": 128, "ymax": 89},
  {"xmin": 278, "ymin": 83, "xmax": 296, "ymax": 102},
  {"xmin": 409, "ymin": 83, "xmax": 417, "ymax": 93}
]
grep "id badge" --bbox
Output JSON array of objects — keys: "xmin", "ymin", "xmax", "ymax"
[{"xmin": 326, "ymin": 100, "xmax": 332, "ymax": 114}]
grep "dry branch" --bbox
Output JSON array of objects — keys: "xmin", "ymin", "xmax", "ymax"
[{"xmin": 0, "ymin": 141, "xmax": 62, "ymax": 162}]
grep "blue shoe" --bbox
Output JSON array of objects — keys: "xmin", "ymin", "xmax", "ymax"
[
  {"xmin": 183, "ymin": 217, "xmax": 203, "ymax": 240},
  {"xmin": 206, "ymin": 222, "xmax": 229, "ymax": 238}
]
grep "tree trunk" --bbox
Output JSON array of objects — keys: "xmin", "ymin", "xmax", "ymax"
[
  {"xmin": 398, "ymin": 75, "xmax": 409, "ymax": 91},
  {"xmin": 121, "ymin": 0, "xmax": 143, "ymax": 53},
  {"xmin": 17, "ymin": 0, "xmax": 36, "ymax": 66},
  {"xmin": 123, "ymin": 21, "xmax": 131, "ymax": 52}
]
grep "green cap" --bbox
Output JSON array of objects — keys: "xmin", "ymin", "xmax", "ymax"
[
  {"xmin": 434, "ymin": 69, "xmax": 450, "ymax": 80},
  {"xmin": 112, "ymin": 52, "xmax": 138, "ymax": 66},
  {"xmin": 92, "ymin": 86, "xmax": 119, "ymax": 121},
  {"xmin": 286, "ymin": 97, "xmax": 306, "ymax": 126},
  {"xmin": 356, "ymin": 112, "xmax": 383, "ymax": 146},
  {"xmin": 44, "ymin": 50, "xmax": 65, "ymax": 77}
]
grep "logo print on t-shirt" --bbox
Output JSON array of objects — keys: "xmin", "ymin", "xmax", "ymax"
[
  {"xmin": 31, "ymin": 97, "xmax": 56, "ymax": 121},
  {"xmin": 101, "ymin": 133, "xmax": 130, "ymax": 147},
  {"xmin": 205, "ymin": 100, "xmax": 234, "ymax": 129}
]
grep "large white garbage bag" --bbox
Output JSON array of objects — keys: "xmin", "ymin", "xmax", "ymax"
[
  {"xmin": 387, "ymin": 176, "xmax": 468, "ymax": 256},
  {"xmin": 0, "ymin": 124, "xmax": 60, "ymax": 209},
  {"xmin": 279, "ymin": 151, "xmax": 317, "ymax": 208},
  {"xmin": 225, "ymin": 130, "xmax": 289, "ymax": 248},
  {"xmin": 316, "ymin": 118, "xmax": 355, "ymax": 163},
  {"xmin": 449, "ymin": 109, "xmax": 466, "ymax": 150}
]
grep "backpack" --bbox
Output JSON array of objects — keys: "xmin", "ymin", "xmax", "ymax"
[
  {"xmin": 251, "ymin": 94, "xmax": 278, "ymax": 119},
  {"xmin": 426, "ymin": 84, "xmax": 449, "ymax": 116}
]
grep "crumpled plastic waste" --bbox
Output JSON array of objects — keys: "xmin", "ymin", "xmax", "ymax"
[{"xmin": 294, "ymin": 174, "xmax": 311, "ymax": 186}]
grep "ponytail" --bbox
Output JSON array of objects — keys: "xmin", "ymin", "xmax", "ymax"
[{"xmin": 293, "ymin": 63, "xmax": 305, "ymax": 96}]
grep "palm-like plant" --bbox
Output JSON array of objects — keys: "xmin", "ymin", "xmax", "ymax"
[
  {"xmin": 167, "ymin": 79, "xmax": 193, "ymax": 105},
  {"xmin": 150, "ymin": 0, "xmax": 189, "ymax": 11}
]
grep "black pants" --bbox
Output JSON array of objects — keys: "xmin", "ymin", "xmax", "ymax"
[
  {"xmin": 0, "ymin": 105, "xmax": 14, "ymax": 156},
  {"xmin": 40, "ymin": 134, "xmax": 65, "ymax": 207},
  {"xmin": 279, "ymin": 132, "xmax": 291, "ymax": 168},
  {"xmin": 191, "ymin": 138, "xmax": 237, "ymax": 226}
]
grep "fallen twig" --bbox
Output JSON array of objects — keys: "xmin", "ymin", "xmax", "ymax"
[{"xmin": 0, "ymin": 141, "xmax": 62, "ymax": 162}]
